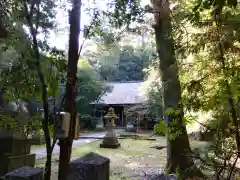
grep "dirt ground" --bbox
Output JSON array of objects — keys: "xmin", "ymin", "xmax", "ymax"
[{"xmin": 36, "ymin": 135, "xmax": 206, "ymax": 180}]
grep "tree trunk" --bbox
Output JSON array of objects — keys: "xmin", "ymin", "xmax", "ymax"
[
  {"xmin": 44, "ymin": 153, "xmax": 52, "ymax": 180},
  {"xmin": 23, "ymin": 1, "xmax": 53, "ymax": 179},
  {"xmin": 58, "ymin": 0, "xmax": 81, "ymax": 180},
  {"xmin": 151, "ymin": 0, "xmax": 197, "ymax": 175}
]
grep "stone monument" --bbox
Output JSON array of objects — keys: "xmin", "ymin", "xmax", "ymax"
[
  {"xmin": 100, "ymin": 107, "xmax": 120, "ymax": 148},
  {"xmin": 68, "ymin": 152, "xmax": 110, "ymax": 180},
  {"xmin": 4, "ymin": 166, "xmax": 43, "ymax": 180},
  {"xmin": 0, "ymin": 131, "xmax": 36, "ymax": 177},
  {"xmin": 0, "ymin": 101, "xmax": 36, "ymax": 177}
]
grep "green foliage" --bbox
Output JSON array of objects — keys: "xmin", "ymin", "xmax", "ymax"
[
  {"xmin": 0, "ymin": 1, "xmax": 64, "ymax": 170},
  {"xmin": 167, "ymin": 120, "xmax": 185, "ymax": 141},
  {"xmin": 0, "ymin": 0, "xmax": 63, "ymax": 103},
  {"xmin": 0, "ymin": 113, "xmax": 15, "ymax": 132},
  {"xmin": 105, "ymin": 0, "xmax": 144, "ymax": 28},
  {"xmin": 80, "ymin": 114, "xmax": 99, "ymax": 129},
  {"xmin": 171, "ymin": 0, "xmax": 240, "ymax": 178},
  {"xmin": 76, "ymin": 61, "xmax": 108, "ymax": 121},
  {"xmin": 192, "ymin": 0, "xmax": 238, "ymax": 17},
  {"xmin": 43, "ymin": 49, "xmax": 67, "ymax": 98},
  {"xmin": 76, "ymin": 69, "xmax": 103, "ymax": 109},
  {"xmin": 1, "ymin": 0, "xmax": 239, "ymax": 177},
  {"xmin": 114, "ymin": 46, "xmax": 147, "ymax": 81},
  {"xmin": 0, "ymin": 111, "xmax": 41, "ymax": 140},
  {"xmin": 99, "ymin": 46, "xmax": 150, "ymax": 81},
  {"xmin": 154, "ymin": 120, "xmax": 166, "ymax": 136},
  {"xmin": 154, "ymin": 115, "xmax": 194, "ymax": 138},
  {"xmin": 83, "ymin": 43, "xmax": 152, "ymax": 82},
  {"xmin": 176, "ymin": 0, "xmax": 240, "ymax": 118}
]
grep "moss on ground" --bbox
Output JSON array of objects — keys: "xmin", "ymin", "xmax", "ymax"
[{"xmin": 35, "ymin": 136, "xmax": 209, "ymax": 180}]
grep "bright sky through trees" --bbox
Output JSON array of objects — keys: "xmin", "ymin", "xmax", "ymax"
[{"xmin": 48, "ymin": 0, "xmax": 150, "ymax": 51}]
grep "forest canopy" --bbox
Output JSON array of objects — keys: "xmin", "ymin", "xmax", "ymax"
[{"xmin": 0, "ymin": 0, "xmax": 239, "ymax": 179}]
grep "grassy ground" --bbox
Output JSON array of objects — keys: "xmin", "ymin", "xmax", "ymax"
[
  {"xmin": 36, "ymin": 135, "xmax": 207, "ymax": 180},
  {"xmin": 32, "ymin": 143, "xmax": 46, "ymax": 150}
]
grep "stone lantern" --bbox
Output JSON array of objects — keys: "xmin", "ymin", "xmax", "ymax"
[
  {"xmin": 106, "ymin": 107, "xmax": 116, "ymax": 127},
  {"xmin": 100, "ymin": 107, "xmax": 120, "ymax": 148}
]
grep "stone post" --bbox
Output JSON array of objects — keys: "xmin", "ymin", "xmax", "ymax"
[
  {"xmin": 4, "ymin": 166, "xmax": 43, "ymax": 180},
  {"xmin": 67, "ymin": 152, "xmax": 110, "ymax": 180}
]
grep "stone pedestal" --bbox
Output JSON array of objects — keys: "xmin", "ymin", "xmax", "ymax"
[
  {"xmin": 100, "ymin": 130, "xmax": 120, "ymax": 149},
  {"xmin": 68, "ymin": 152, "xmax": 110, "ymax": 180},
  {"xmin": 0, "ymin": 132, "xmax": 35, "ymax": 177},
  {"xmin": 4, "ymin": 166, "xmax": 43, "ymax": 180}
]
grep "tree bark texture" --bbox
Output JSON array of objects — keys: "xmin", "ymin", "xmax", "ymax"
[
  {"xmin": 58, "ymin": 0, "xmax": 81, "ymax": 180},
  {"xmin": 151, "ymin": 0, "xmax": 195, "ymax": 174}
]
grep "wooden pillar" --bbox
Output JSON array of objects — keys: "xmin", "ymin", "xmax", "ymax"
[
  {"xmin": 125, "ymin": 115, "xmax": 128, "ymax": 126},
  {"xmin": 137, "ymin": 114, "xmax": 141, "ymax": 133},
  {"xmin": 121, "ymin": 107, "xmax": 124, "ymax": 126},
  {"xmin": 136, "ymin": 114, "xmax": 138, "ymax": 133}
]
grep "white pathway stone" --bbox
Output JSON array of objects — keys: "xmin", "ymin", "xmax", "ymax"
[{"xmin": 31, "ymin": 132, "xmax": 107, "ymax": 160}]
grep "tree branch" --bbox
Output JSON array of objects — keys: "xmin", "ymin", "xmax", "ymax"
[
  {"xmin": 50, "ymin": 138, "xmax": 57, "ymax": 152},
  {"xmin": 29, "ymin": 0, "xmax": 35, "ymax": 18},
  {"xmin": 35, "ymin": 0, "xmax": 40, "ymax": 32}
]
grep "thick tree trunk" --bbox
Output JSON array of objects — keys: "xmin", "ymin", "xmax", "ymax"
[
  {"xmin": 58, "ymin": 0, "xmax": 81, "ymax": 180},
  {"xmin": 151, "ymin": 0, "xmax": 196, "ymax": 175},
  {"xmin": 44, "ymin": 153, "xmax": 52, "ymax": 180}
]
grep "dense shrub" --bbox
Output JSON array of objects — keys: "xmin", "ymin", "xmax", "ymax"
[
  {"xmin": 153, "ymin": 121, "xmax": 166, "ymax": 136},
  {"xmin": 81, "ymin": 114, "xmax": 99, "ymax": 129}
]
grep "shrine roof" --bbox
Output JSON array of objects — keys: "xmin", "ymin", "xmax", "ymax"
[{"xmin": 92, "ymin": 81, "xmax": 147, "ymax": 105}]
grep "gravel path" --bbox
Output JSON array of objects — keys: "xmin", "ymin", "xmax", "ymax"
[{"xmin": 31, "ymin": 132, "xmax": 107, "ymax": 159}]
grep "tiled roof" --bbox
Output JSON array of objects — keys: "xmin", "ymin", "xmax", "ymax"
[{"xmin": 94, "ymin": 81, "xmax": 146, "ymax": 105}]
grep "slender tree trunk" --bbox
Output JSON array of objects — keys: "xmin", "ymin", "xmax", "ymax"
[
  {"xmin": 23, "ymin": 1, "xmax": 53, "ymax": 179},
  {"xmin": 58, "ymin": 0, "xmax": 81, "ymax": 179},
  {"xmin": 151, "ymin": 0, "xmax": 197, "ymax": 175}
]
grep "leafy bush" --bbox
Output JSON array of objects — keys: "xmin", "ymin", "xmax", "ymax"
[
  {"xmin": 154, "ymin": 121, "xmax": 166, "ymax": 136},
  {"xmin": 81, "ymin": 114, "xmax": 99, "ymax": 129},
  {"xmin": 205, "ymin": 114, "xmax": 231, "ymax": 136}
]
